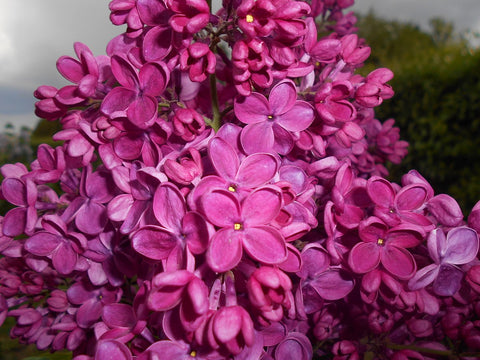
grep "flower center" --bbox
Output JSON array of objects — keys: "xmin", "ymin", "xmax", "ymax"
[
  {"xmin": 228, "ymin": 184, "xmax": 237, "ymax": 192},
  {"xmin": 190, "ymin": 350, "xmax": 197, "ymax": 357},
  {"xmin": 234, "ymin": 223, "xmax": 243, "ymax": 231},
  {"xmin": 377, "ymin": 238, "xmax": 385, "ymax": 246},
  {"xmin": 267, "ymin": 115, "xmax": 274, "ymax": 120},
  {"xmin": 246, "ymin": 14, "xmax": 254, "ymax": 23}
]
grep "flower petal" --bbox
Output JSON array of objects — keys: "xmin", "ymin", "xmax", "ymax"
[
  {"xmin": 131, "ymin": 226, "xmax": 177, "ymax": 260},
  {"xmin": 367, "ymin": 177, "xmax": 395, "ymax": 208},
  {"xmin": 269, "ymin": 80, "xmax": 297, "ymax": 116},
  {"xmin": 24, "ymin": 232, "xmax": 60, "ymax": 256},
  {"xmin": 444, "ymin": 226, "xmax": 479, "ymax": 265},
  {"xmin": 381, "ymin": 245, "xmax": 416, "ymax": 280},
  {"xmin": 234, "ymin": 93, "xmax": 270, "ymax": 124},
  {"xmin": 209, "ymin": 137, "xmax": 239, "ymax": 181},
  {"xmin": 348, "ymin": 242, "xmax": 380, "ymax": 274},
  {"xmin": 310, "ymin": 269, "xmax": 355, "ymax": 301},
  {"xmin": 240, "ymin": 122, "xmax": 274, "ymax": 154},
  {"xmin": 207, "ymin": 228, "xmax": 243, "ymax": 272},
  {"xmin": 433, "ymin": 263, "xmax": 464, "ymax": 296},
  {"xmin": 95, "ymin": 340, "xmax": 132, "ymax": 360},
  {"xmin": 236, "ymin": 153, "xmax": 278, "ymax": 188},
  {"xmin": 242, "ymin": 186, "xmax": 282, "ymax": 226},
  {"xmin": 201, "ymin": 189, "xmax": 240, "ymax": 227},
  {"xmin": 153, "ymin": 183, "xmax": 186, "ymax": 231},
  {"xmin": 408, "ymin": 263, "xmax": 439, "ymax": 291},
  {"xmin": 276, "ymin": 101, "xmax": 314, "ymax": 132},
  {"xmin": 242, "ymin": 226, "xmax": 287, "ymax": 265}
]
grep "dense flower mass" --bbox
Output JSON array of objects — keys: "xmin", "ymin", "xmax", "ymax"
[{"xmin": 1, "ymin": 0, "xmax": 480, "ymax": 359}]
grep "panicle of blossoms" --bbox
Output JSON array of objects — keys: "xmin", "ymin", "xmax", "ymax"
[{"xmin": 1, "ymin": 0, "xmax": 480, "ymax": 359}]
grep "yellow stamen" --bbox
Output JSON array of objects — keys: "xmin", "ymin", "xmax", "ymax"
[
  {"xmin": 267, "ymin": 115, "xmax": 273, "ymax": 119},
  {"xmin": 377, "ymin": 238, "xmax": 385, "ymax": 246},
  {"xmin": 190, "ymin": 350, "xmax": 197, "ymax": 357},
  {"xmin": 246, "ymin": 14, "xmax": 254, "ymax": 23},
  {"xmin": 234, "ymin": 223, "xmax": 242, "ymax": 231},
  {"xmin": 228, "ymin": 185, "xmax": 236, "ymax": 192}
]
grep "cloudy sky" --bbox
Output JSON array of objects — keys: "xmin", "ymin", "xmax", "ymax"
[{"xmin": 1, "ymin": 0, "xmax": 479, "ymax": 130}]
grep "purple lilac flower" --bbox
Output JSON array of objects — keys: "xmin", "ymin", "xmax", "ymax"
[
  {"xmin": 201, "ymin": 186, "xmax": 287, "ymax": 272},
  {"xmin": 235, "ymin": 79, "xmax": 314, "ymax": 155},
  {"xmin": 408, "ymin": 226, "xmax": 479, "ymax": 296}
]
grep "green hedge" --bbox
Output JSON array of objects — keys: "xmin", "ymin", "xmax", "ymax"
[{"xmin": 375, "ymin": 50, "xmax": 480, "ymax": 212}]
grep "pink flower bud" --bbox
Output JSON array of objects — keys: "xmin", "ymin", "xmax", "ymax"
[
  {"xmin": 172, "ymin": 108, "xmax": 206, "ymax": 141},
  {"xmin": 247, "ymin": 266, "xmax": 293, "ymax": 323}
]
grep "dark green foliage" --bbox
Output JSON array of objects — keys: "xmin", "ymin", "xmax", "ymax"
[
  {"xmin": 357, "ymin": 11, "xmax": 480, "ymax": 211},
  {"xmin": 30, "ymin": 119, "xmax": 63, "ymax": 154}
]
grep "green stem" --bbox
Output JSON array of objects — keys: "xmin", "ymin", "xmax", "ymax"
[
  {"xmin": 209, "ymin": 73, "xmax": 221, "ymax": 132},
  {"xmin": 205, "ymin": 0, "xmax": 221, "ymax": 131},
  {"xmin": 387, "ymin": 341, "xmax": 452, "ymax": 357}
]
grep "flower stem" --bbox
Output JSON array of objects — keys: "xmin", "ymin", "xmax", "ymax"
[
  {"xmin": 209, "ymin": 73, "xmax": 221, "ymax": 132},
  {"xmin": 386, "ymin": 341, "xmax": 452, "ymax": 357}
]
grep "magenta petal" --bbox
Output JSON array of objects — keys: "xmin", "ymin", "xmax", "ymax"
[
  {"xmin": 242, "ymin": 226, "xmax": 287, "ymax": 265},
  {"xmin": 358, "ymin": 217, "xmax": 387, "ymax": 243},
  {"xmin": 182, "ymin": 212, "xmax": 210, "ymax": 254},
  {"xmin": 201, "ymin": 189, "xmax": 241, "ymax": 227},
  {"xmin": 241, "ymin": 122, "xmax": 275, "ymax": 154},
  {"xmin": 275, "ymin": 333, "xmax": 312, "ymax": 360},
  {"xmin": 234, "ymin": 93, "xmax": 269, "ymax": 124},
  {"xmin": 209, "ymin": 137, "xmax": 239, "ymax": 181},
  {"xmin": 24, "ymin": 232, "xmax": 60, "ymax": 256},
  {"xmin": 143, "ymin": 26, "xmax": 173, "ymax": 61},
  {"xmin": 153, "ymin": 183, "xmax": 185, "ymax": 231},
  {"xmin": 348, "ymin": 242, "xmax": 380, "ymax": 274},
  {"xmin": 433, "ymin": 263, "xmax": 464, "ymax": 296},
  {"xmin": 108, "ymin": 194, "xmax": 134, "ymax": 222},
  {"xmin": 139, "ymin": 340, "xmax": 189, "ymax": 359},
  {"xmin": 276, "ymin": 101, "xmax": 314, "ymax": 132},
  {"xmin": 427, "ymin": 194, "xmax": 463, "ymax": 227},
  {"xmin": 148, "ymin": 270, "xmax": 193, "ymax": 311},
  {"xmin": 139, "ymin": 62, "xmax": 168, "ymax": 95},
  {"xmin": 269, "ymin": 80, "xmax": 297, "ymax": 116},
  {"xmin": 101, "ymin": 87, "xmax": 136, "ymax": 118},
  {"xmin": 131, "ymin": 226, "xmax": 177, "ymax": 260},
  {"xmin": 310, "ymin": 269, "xmax": 355, "ymax": 300},
  {"xmin": 2, "ymin": 178, "xmax": 26, "ymax": 206},
  {"xmin": 213, "ymin": 307, "xmax": 243, "ymax": 343},
  {"xmin": 3, "ymin": 207, "xmax": 27, "ymax": 237},
  {"xmin": 103, "ymin": 303, "xmax": 136, "ymax": 328},
  {"xmin": 207, "ymin": 229, "xmax": 243, "ymax": 272},
  {"xmin": 84, "ymin": 170, "xmax": 114, "ymax": 203},
  {"xmin": 444, "ymin": 227, "xmax": 479, "ymax": 264},
  {"xmin": 111, "ymin": 55, "xmax": 138, "ymax": 89},
  {"xmin": 52, "ymin": 243, "xmax": 77, "ymax": 275},
  {"xmin": 76, "ymin": 201, "xmax": 107, "ymax": 235},
  {"xmin": 408, "ymin": 263, "xmax": 439, "ymax": 291},
  {"xmin": 272, "ymin": 123, "xmax": 294, "ymax": 155},
  {"xmin": 381, "ymin": 245, "xmax": 416, "ymax": 280},
  {"xmin": 68, "ymin": 135, "xmax": 92, "ymax": 157},
  {"xmin": 395, "ymin": 184, "xmax": 428, "ymax": 211},
  {"xmin": 242, "ymin": 186, "xmax": 282, "ymax": 226},
  {"xmin": 113, "ymin": 135, "xmax": 144, "ymax": 160},
  {"xmin": 56, "ymin": 56, "xmax": 84, "ymax": 83},
  {"xmin": 121, "ymin": 200, "xmax": 148, "ymax": 234},
  {"xmin": 95, "ymin": 340, "xmax": 132, "ymax": 360},
  {"xmin": 236, "ymin": 153, "xmax": 277, "ymax": 188},
  {"xmin": 127, "ymin": 95, "xmax": 158, "ymax": 128},
  {"xmin": 77, "ymin": 298, "xmax": 103, "ymax": 328},
  {"xmin": 367, "ymin": 177, "xmax": 395, "ymax": 208},
  {"xmin": 427, "ymin": 228, "xmax": 444, "ymax": 265}
]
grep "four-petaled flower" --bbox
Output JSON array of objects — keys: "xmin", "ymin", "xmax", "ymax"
[{"xmin": 202, "ymin": 186, "xmax": 287, "ymax": 272}]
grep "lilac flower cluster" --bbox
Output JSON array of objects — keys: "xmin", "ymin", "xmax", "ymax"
[{"xmin": 1, "ymin": 0, "xmax": 479, "ymax": 359}]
